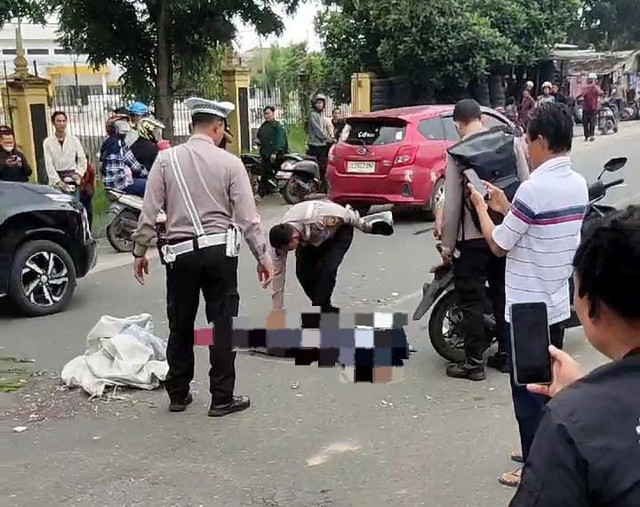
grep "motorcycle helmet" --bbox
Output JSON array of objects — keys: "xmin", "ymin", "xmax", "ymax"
[
  {"xmin": 105, "ymin": 113, "xmax": 129, "ymax": 135},
  {"xmin": 137, "ymin": 117, "xmax": 166, "ymax": 142},
  {"xmin": 312, "ymin": 93, "xmax": 327, "ymax": 106},
  {"xmin": 127, "ymin": 101, "xmax": 150, "ymax": 117},
  {"xmin": 541, "ymin": 81, "xmax": 552, "ymax": 90},
  {"xmin": 588, "ymin": 72, "xmax": 598, "ymax": 80}
]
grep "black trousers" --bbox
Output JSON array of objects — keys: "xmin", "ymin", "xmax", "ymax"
[
  {"xmin": 307, "ymin": 144, "xmax": 330, "ymax": 184},
  {"xmin": 508, "ymin": 323, "xmax": 564, "ymax": 462},
  {"xmin": 295, "ymin": 224, "xmax": 353, "ymax": 310},
  {"xmin": 583, "ymin": 110, "xmax": 597, "ymax": 139},
  {"xmin": 453, "ymin": 239, "xmax": 508, "ymax": 362},
  {"xmin": 80, "ymin": 193, "xmax": 93, "ymax": 230},
  {"xmin": 165, "ymin": 244, "xmax": 239, "ymax": 405},
  {"xmin": 259, "ymin": 155, "xmax": 276, "ymax": 196}
]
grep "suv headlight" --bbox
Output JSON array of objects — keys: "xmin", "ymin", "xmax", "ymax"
[{"xmin": 45, "ymin": 193, "xmax": 74, "ymax": 203}]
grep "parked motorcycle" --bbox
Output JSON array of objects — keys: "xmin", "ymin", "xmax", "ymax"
[
  {"xmin": 620, "ymin": 100, "xmax": 639, "ymax": 121},
  {"xmin": 241, "ymin": 152, "xmax": 323, "ymax": 204},
  {"xmin": 105, "ymin": 190, "xmax": 166, "ymax": 253},
  {"xmin": 412, "ymin": 157, "xmax": 627, "ymax": 363},
  {"xmin": 598, "ymin": 100, "xmax": 619, "ymax": 135}
]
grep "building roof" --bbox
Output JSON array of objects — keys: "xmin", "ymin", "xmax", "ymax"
[{"xmin": 566, "ymin": 50, "xmax": 640, "ymax": 76}]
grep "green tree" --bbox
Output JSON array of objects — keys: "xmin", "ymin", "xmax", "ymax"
[
  {"xmin": 570, "ymin": 0, "xmax": 640, "ymax": 49},
  {"xmin": 0, "ymin": 1, "xmax": 46, "ymax": 28},
  {"xmin": 50, "ymin": 0, "xmax": 300, "ymax": 138},
  {"xmin": 317, "ymin": 0, "xmax": 580, "ymax": 99}
]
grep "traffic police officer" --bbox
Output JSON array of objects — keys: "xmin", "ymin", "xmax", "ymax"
[
  {"xmin": 132, "ymin": 97, "xmax": 274, "ymax": 416},
  {"xmin": 268, "ymin": 201, "xmax": 393, "ymax": 314}
]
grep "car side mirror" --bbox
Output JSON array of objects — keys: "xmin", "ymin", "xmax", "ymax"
[{"xmin": 604, "ymin": 157, "xmax": 627, "ymax": 173}]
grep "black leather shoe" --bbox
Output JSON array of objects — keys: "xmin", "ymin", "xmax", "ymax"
[
  {"xmin": 169, "ymin": 393, "xmax": 193, "ymax": 412},
  {"xmin": 208, "ymin": 395, "xmax": 251, "ymax": 417},
  {"xmin": 445, "ymin": 360, "xmax": 486, "ymax": 381}
]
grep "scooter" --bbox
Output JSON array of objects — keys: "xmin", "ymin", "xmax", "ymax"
[
  {"xmin": 105, "ymin": 190, "xmax": 166, "ymax": 253},
  {"xmin": 412, "ymin": 157, "xmax": 627, "ymax": 363},
  {"xmin": 241, "ymin": 152, "xmax": 323, "ymax": 204},
  {"xmin": 598, "ymin": 100, "xmax": 619, "ymax": 135}
]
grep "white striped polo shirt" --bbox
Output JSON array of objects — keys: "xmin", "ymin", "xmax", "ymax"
[{"xmin": 492, "ymin": 156, "xmax": 588, "ymax": 325}]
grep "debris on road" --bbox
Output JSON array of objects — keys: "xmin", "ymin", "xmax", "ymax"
[
  {"xmin": 13, "ymin": 426, "xmax": 28, "ymax": 433},
  {"xmin": 290, "ymin": 381, "xmax": 300, "ymax": 390},
  {"xmin": 306, "ymin": 442, "xmax": 360, "ymax": 467}
]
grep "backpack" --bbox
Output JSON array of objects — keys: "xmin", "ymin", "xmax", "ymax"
[{"xmin": 447, "ymin": 125, "xmax": 522, "ymax": 231}]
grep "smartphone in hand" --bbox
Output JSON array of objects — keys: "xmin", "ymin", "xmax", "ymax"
[
  {"xmin": 463, "ymin": 169, "xmax": 488, "ymax": 200},
  {"xmin": 510, "ymin": 302, "xmax": 552, "ymax": 386}
]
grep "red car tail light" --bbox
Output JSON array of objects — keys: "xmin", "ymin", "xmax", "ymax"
[
  {"xmin": 329, "ymin": 144, "xmax": 336, "ymax": 162},
  {"xmin": 393, "ymin": 145, "xmax": 418, "ymax": 167}
]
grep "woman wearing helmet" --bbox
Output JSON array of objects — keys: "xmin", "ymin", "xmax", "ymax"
[
  {"xmin": 537, "ymin": 82, "xmax": 556, "ymax": 105},
  {"xmin": 130, "ymin": 117, "xmax": 165, "ymax": 172},
  {"xmin": 125, "ymin": 101, "xmax": 150, "ymax": 148}
]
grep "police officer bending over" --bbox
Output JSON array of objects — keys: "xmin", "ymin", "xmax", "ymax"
[
  {"xmin": 269, "ymin": 201, "xmax": 392, "ymax": 315},
  {"xmin": 132, "ymin": 98, "xmax": 274, "ymax": 416}
]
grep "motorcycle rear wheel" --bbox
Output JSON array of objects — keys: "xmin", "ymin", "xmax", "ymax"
[
  {"xmin": 106, "ymin": 210, "xmax": 137, "ymax": 253},
  {"xmin": 428, "ymin": 290, "xmax": 467, "ymax": 363},
  {"xmin": 282, "ymin": 174, "xmax": 316, "ymax": 205}
]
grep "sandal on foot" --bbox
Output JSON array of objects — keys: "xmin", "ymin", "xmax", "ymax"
[
  {"xmin": 510, "ymin": 451, "xmax": 524, "ymax": 463},
  {"xmin": 499, "ymin": 468, "xmax": 522, "ymax": 487}
]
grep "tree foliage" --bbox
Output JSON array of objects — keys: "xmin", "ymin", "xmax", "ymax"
[
  {"xmin": 317, "ymin": 0, "xmax": 580, "ymax": 97},
  {"xmin": 0, "ymin": 1, "xmax": 46, "ymax": 29},
  {"xmin": 570, "ymin": 0, "xmax": 640, "ymax": 49},
  {"xmin": 50, "ymin": 0, "xmax": 299, "ymax": 136}
]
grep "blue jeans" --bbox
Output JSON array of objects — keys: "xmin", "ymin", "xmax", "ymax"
[
  {"xmin": 123, "ymin": 178, "xmax": 147, "ymax": 197},
  {"xmin": 507, "ymin": 323, "xmax": 564, "ymax": 461}
]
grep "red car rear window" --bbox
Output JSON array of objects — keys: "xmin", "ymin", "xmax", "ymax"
[{"xmin": 342, "ymin": 119, "xmax": 407, "ymax": 146}]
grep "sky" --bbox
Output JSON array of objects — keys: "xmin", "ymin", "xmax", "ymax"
[{"xmin": 233, "ymin": 1, "xmax": 323, "ymax": 54}]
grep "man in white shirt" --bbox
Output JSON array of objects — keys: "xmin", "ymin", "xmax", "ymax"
[
  {"xmin": 43, "ymin": 111, "xmax": 87, "ymax": 190},
  {"xmin": 467, "ymin": 103, "xmax": 588, "ymax": 488}
]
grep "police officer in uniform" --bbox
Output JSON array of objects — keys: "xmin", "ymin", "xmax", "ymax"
[
  {"xmin": 268, "ymin": 201, "xmax": 393, "ymax": 314},
  {"xmin": 132, "ymin": 98, "xmax": 274, "ymax": 416}
]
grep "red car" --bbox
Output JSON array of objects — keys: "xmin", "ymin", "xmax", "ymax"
[{"xmin": 327, "ymin": 105, "xmax": 520, "ymax": 218}]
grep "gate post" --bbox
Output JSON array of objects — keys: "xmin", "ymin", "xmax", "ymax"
[
  {"xmin": 221, "ymin": 52, "xmax": 251, "ymax": 156},
  {"xmin": 351, "ymin": 72, "xmax": 375, "ymax": 114},
  {"xmin": 5, "ymin": 25, "xmax": 51, "ymax": 183}
]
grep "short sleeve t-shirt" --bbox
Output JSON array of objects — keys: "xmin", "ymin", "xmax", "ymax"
[{"xmin": 492, "ymin": 156, "xmax": 588, "ymax": 325}]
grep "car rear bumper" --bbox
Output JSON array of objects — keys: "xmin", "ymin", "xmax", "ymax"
[{"xmin": 327, "ymin": 164, "xmax": 435, "ymax": 206}]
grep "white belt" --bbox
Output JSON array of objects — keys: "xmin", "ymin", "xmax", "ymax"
[{"xmin": 161, "ymin": 232, "xmax": 227, "ymax": 263}]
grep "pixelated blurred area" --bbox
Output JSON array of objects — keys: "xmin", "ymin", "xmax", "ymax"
[{"xmin": 194, "ymin": 311, "xmax": 410, "ymax": 383}]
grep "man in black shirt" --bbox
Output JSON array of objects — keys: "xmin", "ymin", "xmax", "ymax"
[{"xmin": 511, "ymin": 205, "xmax": 640, "ymax": 506}]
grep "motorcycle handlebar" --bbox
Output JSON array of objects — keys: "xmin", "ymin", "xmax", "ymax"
[{"xmin": 604, "ymin": 178, "xmax": 625, "ymax": 189}]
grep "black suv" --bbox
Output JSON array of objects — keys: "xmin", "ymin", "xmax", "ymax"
[{"xmin": 0, "ymin": 181, "xmax": 97, "ymax": 316}]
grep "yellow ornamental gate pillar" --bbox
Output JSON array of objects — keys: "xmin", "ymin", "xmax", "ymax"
[
  {"xmin": 221, "ymin": 52, "xmax": 251, "ymax": 157},
  {"xmin": 351, "ymin": 73, "xmax": 375, "ymax": 114}
]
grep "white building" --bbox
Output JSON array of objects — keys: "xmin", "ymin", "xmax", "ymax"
[{"xmin": 0, "ymin": 21, "xmax": 123, "ymax": 93}]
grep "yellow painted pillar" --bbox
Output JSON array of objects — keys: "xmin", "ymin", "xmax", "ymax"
[
  {"xmin": 221, "ymin": 52, "xmax": 251, "ymax": 156},
  {"xmin": 351, "ymin": 72, "xmax": 375, "ymax": 114},
  {"xmin": 5, "ymin": 25, "xmax": 52, "ymax": 184}
]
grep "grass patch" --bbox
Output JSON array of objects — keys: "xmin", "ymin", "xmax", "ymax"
[
  {"xmin": 286, "ymin": 123, "xmax": 308, "ymax": 154},
  {"xmin": 0, "ymin": 357, "xmax": 33, "ymax": 393}
]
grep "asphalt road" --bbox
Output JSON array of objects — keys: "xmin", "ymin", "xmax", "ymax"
[{"xmin": 1, "ymin": 123, "xmax": 639, "ymax": 507}]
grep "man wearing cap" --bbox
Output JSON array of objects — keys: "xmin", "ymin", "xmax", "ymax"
[
  {"xmin": 268, "ymin": 201, "xmax": 393, "ymax": 315},
  {"xmin": 131, "ymin": 97, "xmax": 274, "ymax": 417}
]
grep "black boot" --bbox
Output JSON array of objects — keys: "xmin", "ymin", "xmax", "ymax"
[
  {"xmin": 169, "ymin": 393, "xmax": 193, "ymax": 412},
  {"xmin": 208, "ymin": 395, "xmax": 251, "ymax": 417},
  {"xmin": 445, "ymin": 358, "xmax": 486, "ymax": 381},
  {"xmin": 487, "ymin": 352, "xmax": 510, "ymax": 373}
]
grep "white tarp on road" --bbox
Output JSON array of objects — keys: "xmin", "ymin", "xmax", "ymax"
[{"xmin": 61, "ymin": 314, "xmax": 169, "ymax": 397}]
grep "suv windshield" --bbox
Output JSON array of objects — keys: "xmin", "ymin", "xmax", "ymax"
[{"xmin": 343, "ymin": 119, "xmax": 407, "ymax": 146}]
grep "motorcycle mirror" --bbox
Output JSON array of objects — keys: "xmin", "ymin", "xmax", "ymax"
[{"xmin": 604, "ymin": 157, "xmax": 627, "ymax": 173}]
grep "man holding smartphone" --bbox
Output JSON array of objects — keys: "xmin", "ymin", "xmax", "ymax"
[{"xmin": 467, "ymin": 103, "xmax": 588, "ymax": 487}]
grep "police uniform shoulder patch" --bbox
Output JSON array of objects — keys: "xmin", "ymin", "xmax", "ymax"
[{"xmin": 322, "ymin": 216, "xmax": 342, "ymax": 227}]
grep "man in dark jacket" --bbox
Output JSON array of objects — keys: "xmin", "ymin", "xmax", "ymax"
[
  {"xmin": 256, "ymin": 106, "xmax": 288, "ymax": 197},
  {"xmin": 0, "ymin": 127, "xmax": 32, "ymax": 183},
  {"xmin": 510, "ymin": 205, "xmax": 640, "ymax": 506}
]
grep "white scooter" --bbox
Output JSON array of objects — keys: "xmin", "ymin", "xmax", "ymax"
[{"xmin": 106, "ymin": 190, "xmax": 166, "ymax": 253}]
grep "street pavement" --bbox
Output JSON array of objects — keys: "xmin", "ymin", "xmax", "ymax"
[{"xmin": 1, "ymin": 123, "xmax": 639, "ymax": 506}]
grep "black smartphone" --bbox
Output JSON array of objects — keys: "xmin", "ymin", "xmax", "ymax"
[
  {"xmin": 463, "ymin": 169, "xmax": 488, "ymax": 200},
  {"xmin": 510, "ymin": 302, "xmax": 552, "ymax": 386}
]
